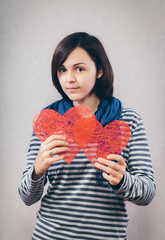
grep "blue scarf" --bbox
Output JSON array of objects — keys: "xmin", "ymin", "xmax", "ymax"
[
  {"xmin": 45, "ymin": 97, "xmax": 122, "ymax": 127},
  {"xmin": 45, "ymin": 97, "xmax": 122, "ymax": 186}
]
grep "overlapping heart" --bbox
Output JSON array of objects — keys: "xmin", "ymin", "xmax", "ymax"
[{"xmin": 32, "ymin": 106, "xmax": 131, "ymax": 165}]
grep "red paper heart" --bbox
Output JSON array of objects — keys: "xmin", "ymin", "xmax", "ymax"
[
  {"xmin": 32, "ymin": 106, "xmax": 95, "ymax": 164},
  {"xmin": 74, "ymin": 119, "xmax": 130, "ymax": 165},
  {"xmin": 33, "ymin": 109, "xmax": 64, "ymax": 141},
  {"xmin": 32, "ymin": 107, "xmax": 130, "ymax": 165}
]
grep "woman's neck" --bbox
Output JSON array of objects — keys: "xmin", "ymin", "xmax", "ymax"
[{"xmin": 73, "ymin": 95, "xmax": 100, "ymax": 113}]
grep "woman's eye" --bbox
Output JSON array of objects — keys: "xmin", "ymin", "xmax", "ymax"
[
  {"xmin": 58, "ymin": 68, "xmax": 66, "ymax": 73},
  {"xmin": 76, "ymin": 67, "xmax": 84, "ymax": 72}
]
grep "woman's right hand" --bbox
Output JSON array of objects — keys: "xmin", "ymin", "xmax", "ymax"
[{"xmin": 32, "ymin": 135, "xmax": 69, "ymax": 180}]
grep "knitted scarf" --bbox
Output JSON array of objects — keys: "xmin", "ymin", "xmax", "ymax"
[{"xmin": 45, "ymin": 97, "xmax": 122, "ymax": 127}]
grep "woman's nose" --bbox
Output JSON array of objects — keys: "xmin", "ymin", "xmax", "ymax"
[{"xmin": 66, "ymin": 71, "xmax": 75, "ymax": 82}]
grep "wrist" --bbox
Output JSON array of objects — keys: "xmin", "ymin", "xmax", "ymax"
[
  {"xmin": 111, "ymin": 175, "xmax": 124, "ymax": 190},
  {"xmin": 32, "ymin": 168, "xmax": 43, "ymax": 181}
]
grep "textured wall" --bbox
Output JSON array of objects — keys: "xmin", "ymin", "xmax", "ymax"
[{"xmin": 0, "ymin": 0, "xmax": 164, "ymax": 239}]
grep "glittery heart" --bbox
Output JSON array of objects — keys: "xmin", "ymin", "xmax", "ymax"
[
  {"xmin": 32, "ymin": 109, "xmax": 64, "ymax": 141},
  {"xmin": 74, "ymin": 118, "xmax": 131, "ymax": 165},
  {"xmin": 33, "ymin": 107, "xmax": 130, "ymax": 165},
  {"xmin": 32, "ymin": 106, "xmax": 95, "ymax": 164}
]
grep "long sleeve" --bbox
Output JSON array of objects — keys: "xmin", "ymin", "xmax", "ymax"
[
  {"xmin": 115, "ymin": 108, "xmax": 156, "ymax": 205},
  {"xmin": 18, "ymin": 133, "xmax": 47, "ymax": 206},
  {"xmin": 113, "ymin": 171, "xmax": 155, "ymax": 205}
]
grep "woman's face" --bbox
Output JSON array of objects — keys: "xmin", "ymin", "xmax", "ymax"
[{"xmin": 57, "ymin": 47, "xmax": 102, "ymax": 106}]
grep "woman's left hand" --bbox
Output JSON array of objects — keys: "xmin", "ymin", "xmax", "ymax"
[{"xmin": 94, "ymin": 154, "xmax": 126, "ymax": 186}]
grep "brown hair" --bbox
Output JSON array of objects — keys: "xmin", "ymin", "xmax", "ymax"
[{"xmin": 51, "ymin": 32, "xmax": 114, "ymax": 100}]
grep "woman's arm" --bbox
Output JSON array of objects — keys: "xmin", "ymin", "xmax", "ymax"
[
  {"xmin": 95, "ymin": 112, "xmax": 156, "ymax": 206},
  {"xmin": 18, "ymin": 133, "xmax": 47, "ymax": 206},
  {"xmin": 18, "ymin": 133, "xmax": 69, "ymax": 206}
]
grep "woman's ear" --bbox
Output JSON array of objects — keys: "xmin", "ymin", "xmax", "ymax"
[{"xmin": 97, "ymin": 67, "xmax": 103, "ymax": 79}]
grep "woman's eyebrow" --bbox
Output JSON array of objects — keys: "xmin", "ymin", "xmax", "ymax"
[
  {"xmin": 60, "ymin": 62, "xmax": 86, "ymax": 68},
  {"xmin": 73, "ymin": 62, "xmax": 86, "ymax": 66}
]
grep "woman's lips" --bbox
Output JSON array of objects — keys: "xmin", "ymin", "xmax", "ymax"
[{"xmin": 66, "ymin": 87, "xmax": 80, "ymax": 91}]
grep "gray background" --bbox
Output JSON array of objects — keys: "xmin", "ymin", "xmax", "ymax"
[{"xmin": 0, "ymin": 0, "xmax": 164, "ymax": 239}]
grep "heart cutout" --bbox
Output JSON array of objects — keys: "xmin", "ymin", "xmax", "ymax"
[
  {"xmin": 32, "ymin": 107, "xmax": 131, "ymax": 165},
  {"xmin": 97, "ymin": 120, "xmax": 130, "ymax": 160},
  {"xmin": 32, "ymin": 106, "xmax": 95, "ymax": 164},
  {"xmin": 75, "ymin": 119, "xmax": 130, "ymax": 165},
  {"xmin": 33, "ymin": 109, "xmax": 64, "ymax": 141}
]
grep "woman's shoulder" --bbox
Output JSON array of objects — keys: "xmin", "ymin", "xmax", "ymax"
[
  {"xmin": 121, "ymin": 107, "xmax": 141, "ymax": 120},
  {"xmin": 120, "ymin": 107, "xmax": 144, "ymax": 132}
]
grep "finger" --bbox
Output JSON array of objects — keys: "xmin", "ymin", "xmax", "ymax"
[
  {"xmin": 49, "ymin": 154, "xmax": 65, "ymax": 164},
  {"xmin": 107, "ymin": 155, "xmax": 126, "ymax": 170},
  {"xmin": 102, "ymin": 172, "xmax": 121, "ymax": 186},
  {"xmin": 47, "ymin": 140, "xmax": 69, "ymax": 150},
  {"xmin": 106, "ymin": 154, "xmax": 124, "ymax": 164},
  {"xmin": 95, "ymin": 161, "xmax": 120, "ymax": 177},
  {"xmin": 95, "ymin": 162, "xmax": 111, "ymax": 174},
  {"xmin": 48, "ymin": 146, "xmax": 69, "ymax": 157},
  {"xmin": 97, "ymin": 158, "xmax": 121, "ymax": 172},
  {"xmin": 95, "ymin": 160, "xmax": 125, "ymax": 178},
  {"xmin": 44, "ymin": 135, "xmax": 66, "ymax": 144}
]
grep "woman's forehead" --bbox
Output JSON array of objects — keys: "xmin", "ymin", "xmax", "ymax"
[{"xmin": 62, "ymin": 47, "xmax": 94, "ymax": 67}]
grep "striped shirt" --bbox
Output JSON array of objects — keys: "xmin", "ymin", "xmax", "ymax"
[{"xmin": 18, "ymin": 108, "xmax": 156, "ymax": 239}]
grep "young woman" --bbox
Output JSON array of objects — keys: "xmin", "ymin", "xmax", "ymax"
[{"xmin": 18, "ymin": 32, "xmax": 156, "ymax": 239}]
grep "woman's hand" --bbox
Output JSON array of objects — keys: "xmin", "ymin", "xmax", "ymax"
[
  {"xmin": 94, "ymin": 154, "xmax": 126, "ymax": 186},
  {"xmin": 33, "ymin": 135, "xmax": 69, "ymax": 180}
]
